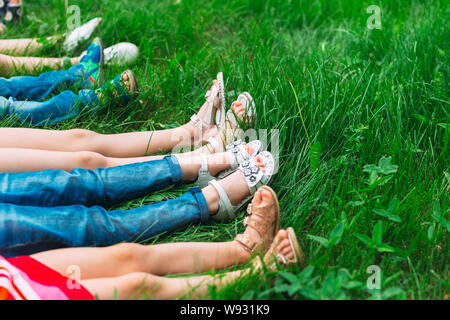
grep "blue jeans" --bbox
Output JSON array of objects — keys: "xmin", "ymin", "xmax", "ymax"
[
  {"xmin": 0, "ymin": 64, "xmax": 97, "ymax": 125},
  {"xmin": 0, "ymin": 156, "xmax": 210, "ymax": 258}
]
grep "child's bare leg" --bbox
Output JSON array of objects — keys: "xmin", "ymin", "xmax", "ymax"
[
  {"xmin": 0, "ymin": 53, "xmax": 80, "ymax": 74},
  {"xmin": 80, "ymin": 230, "xmax": 295, "ymax": 300},
  {"xmin": 0, "ymin": 36, "xmax": 61, "ymax": 55},
  {"xmin": 0, "ymin": 127, "xmax": 189, "ymax": 157},
  {"xmin": 0, "ymin": 143, "xmax": 254, "ymax": 173},
  {"xmin": 77, "ymin": 271, "xmax": 241, "ymax": 300},
  {"xmin": 0, "ymin": 80, "xmax": 230, "ymax": 157},
  {"xmin": 32, "ymin": 241, "xmax": 247, "ymax": 281},
  {"xmin": 0, "ymin": 122, "xmax": 207, "ymax": 158}
]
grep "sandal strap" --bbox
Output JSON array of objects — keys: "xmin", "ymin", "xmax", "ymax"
[
  {"xmin": 196, "ymin": 73, "xmax": 225, "ymax": 129},
  {"xmin": 240, "ymin": 151, "xmax": 275, "ymax": 193},
  {"xmin": 235, "ymin": 234, "xmax": 257, "ymax": 253},
  {"xmin": 216, "ymin": 139, "xmax": 263, "ymax": 180},
  {"xmin": 202, "ymin": 85, "xmax": 218, "ymax": 125},
  {"xmin": 191, "ymin": 114, "xmax": 208, "ymax": 131},
  {"xmin": 277, "ymin": 254, "xmax": 288, "ymax": 265},
  {"xmin": 243, "ymin": 210, "xmax": 274, "ymax": 238},
  {"xmin": 226, "ymin": 140, "xmax": 249, "ymax": 165},
  {"xmin": 196, "ymin": 153, "xmax": 215, "ymax": 188},
  {"xmin": 287, "ymin": 231, "xmax": 298, "ymax": 263},
  {"xmin": 208, "ymin": 180, "xmax": 235, "ymax": 221},
  {"xmin": 216, "ymin": 72, "xmax": 226, "ymax": 127},
  {"xmin": 244, "ymin": 202, "xmax": 276, "ymax": 234},
  {"xmin": 207, "ymin": 136, "xmax": 224, "ymax": 153}
]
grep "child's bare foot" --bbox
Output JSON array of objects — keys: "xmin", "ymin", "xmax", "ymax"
[
  {"xmin": 253, "ymin": 228, "xmax": 304, "ymax": 270},
  {"xmin": 194, "ymin": 99, "xmax": 250, "ymax": 155}
]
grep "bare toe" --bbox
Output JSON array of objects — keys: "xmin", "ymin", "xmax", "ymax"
[
  {"xmin": 281, "ymin": 245, "xmax": 292, "ymax": 257},
  {"xmin": 285, "ymin": 251, "xmax": 295, "ymax": 260},
  {"xmin": 251, "ymin": 190, "xmax": 263, "ymax": 207},
  {"xmin": 279, "ymin": 238, "xmax": 291, "ymax": 250},
  {"xmin": 274, "ymin": 230, "xmax": 288, "ymax": 246},
  {"xmin": 260, "ymin": 189, "xmax": 273, "ymax": 206}
]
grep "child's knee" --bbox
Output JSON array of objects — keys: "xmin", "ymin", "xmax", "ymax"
[{"xmin": 74, "ymin": 150, "xmax": 107, "ymax": 169}]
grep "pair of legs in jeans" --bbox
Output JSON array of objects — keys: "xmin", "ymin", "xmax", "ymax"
[
  {"xmin": 0, "ymin": 63, "xmax": 99, "ymax": 125},
  {"xmin": 0, "ymin": 37, "xmax": 132, "ymax": 126},
  {"xmin": 0, "ymin": 147, "xmax": 266, "ymax": 258}
]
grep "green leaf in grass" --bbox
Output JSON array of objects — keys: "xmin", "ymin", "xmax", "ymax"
[
  {"xmin": 372, "ymin": 221, "xmax": 383, "ymax": 245},
  {"xmin": 309, "ymin": 141, "xmax": 322, "ymax": 171},
  {"xmin": 307, "ymin": 235, "xmax": 330, "ymax": 247},
  {"xmin": 328, "ymin": 221, "xmax": 345, "ymax": 246}
]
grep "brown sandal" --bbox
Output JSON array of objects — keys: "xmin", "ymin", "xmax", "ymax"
[
  {"xmin": 255, "ymin": 227, "xmax": 304, "ymax": 270},
  {"xmin": 234, "ymin": 186, "xmax": 280, "ymax": 255}
]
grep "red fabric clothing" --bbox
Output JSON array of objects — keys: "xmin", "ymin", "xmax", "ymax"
[{"xmin": 0, "ymin": 255, "xmax": 94, "ymax": 300}]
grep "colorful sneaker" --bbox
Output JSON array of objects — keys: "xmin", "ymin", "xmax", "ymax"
[
  {"xmin": 95, "ymin": 70, "xmax": 139, "ymax": 105},
  {"xmin": 79, "ymin": 37, "xmax": 105, "ymax": 88}
]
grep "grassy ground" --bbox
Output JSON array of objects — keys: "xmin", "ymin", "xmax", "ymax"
[{"xmin": 1, "ymin": 0, "xmax": 448, "ymax": 299}]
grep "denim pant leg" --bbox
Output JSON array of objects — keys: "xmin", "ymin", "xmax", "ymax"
[
  {"xmin": 0, "ymin": 64, "xmax": 90, "ymax": 101},
  {"xmin": 0, "ymin": 187, "xmax": 210, "ymax": 257},
  {"xmin": 0, "ymin": 88, "xmax": 97, "ymax": 126},
  {"xmin": 0, "ymin": 156, "xmax": 183, "ymax": 208}
]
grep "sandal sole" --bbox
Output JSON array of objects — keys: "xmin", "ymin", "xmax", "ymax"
[
  {"xmin": 258, "ymin": 185, "xmax": 281, "ymax": 241},
  {"xmin": 286, "ymin": 227, "xmax": 304, "ymax": 267}
]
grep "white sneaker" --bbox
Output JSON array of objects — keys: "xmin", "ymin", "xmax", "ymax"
[
  {"xmin": 64, "ymin": 17, "xmax": 102, "ymax": 53},
  {"xmin": 104, "ymin": 42, "xmax": 139, "ymax": 66}
]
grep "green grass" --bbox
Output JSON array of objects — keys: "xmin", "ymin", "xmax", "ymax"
[{"xmin": 1, "ymin": 0, "xmax": 448, "ymax": 299}]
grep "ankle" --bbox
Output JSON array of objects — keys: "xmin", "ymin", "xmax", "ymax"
[
  {"xmin": 70, "ymin": 57, "xmax": 81, "ymax": 65},
  {"xmin": 202, "ymin": 185, "xmax": 220, "ymax": 214},
  {"xmin": 231, "ymin": 240, "xmax": 252, "ymax": 263}
]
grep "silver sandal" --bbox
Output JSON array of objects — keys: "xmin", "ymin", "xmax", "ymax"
[
  {"xmin": 195, "ymin": 139, "xmax": 263, "ymax": 188},
  {"xmin": 190, "ymin": 72, "xmax": 226, "ymax": 131},
  {"xmin": 208, "ymin": 151, "xmax": 276, "ymax": 222}
]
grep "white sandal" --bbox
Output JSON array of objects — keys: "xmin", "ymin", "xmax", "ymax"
[
  {"xmin": 190, "ymin": 72, "xmax": 226, "ymax": 131},
  {"xmin": 201, "ymin": 91, "xmax": 257, "ymax": 151},
  {"xmin": 226, "ymin": 92, "xmax": 256, "ymax": 128},
  {"xmin": 208, "ymin": 151, "xmax": 276, "ymax": 222},
  {"xmin": 195, "ymin": 139, "xmax": 263, "ymax": 188}
]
